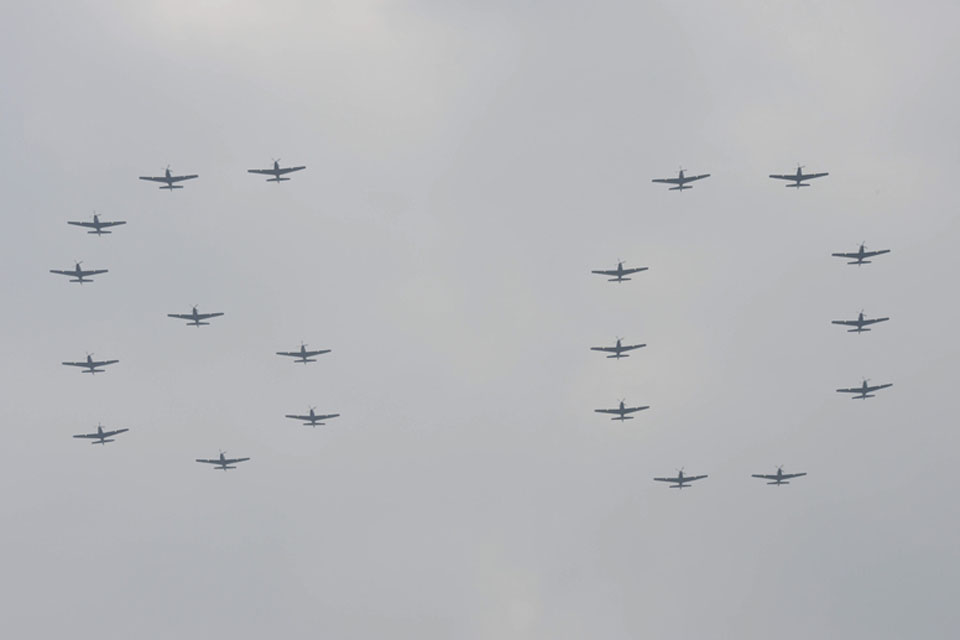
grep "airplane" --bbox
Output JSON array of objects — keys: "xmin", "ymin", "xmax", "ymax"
[
  {"xmin": 654, "ymin": 469, "xmax": 707, "ymax": 489},
  {"xmin": 50, "ymin": 261, "xmax": 107, "ymax": 284},
  {"xmin": 284, "ymin": 407, "xmax": 341, "ymax": 427},
  {"xmin": 247, "ymin": 159, "xmax": 306, "ymax": 182},
  {"xmin": 832, "ymin": 310, "xmax": 890, "ymax": 333},
  {"xmin": 591, "ymin": 261, "xmax": 648, "ymax": 282},
  {"xmin": 138, "ymin": 166, "xmax": 198, "ymax": 190},
  {"xmin": 67, "ymin": 213, "xmax": 126, "ymax": 236},
  {"xmin": 751, "ymin": 466, "xmax": 807, "ymax": 486},
  {"xmin": 196, "ymin": 450, "xmax": 251, "ymax": 470},
  {"xmin": 594, "ymin": 399, "xmax": 649, "ymax": 421},
  {"xmin": 590, "ymin": 338, "xmax": 646, "ymax": 359},
  {"xmin": 769, "ymin": 165, "xmax": 828, "ymax": 188},
  {"xmin": 652, "ymin": 167, "xmax": 710, "ymax": 191},
  {"xmin": 836, "ymin": 379, "xmax": 893, "ymax": 400},
  {"xmin": 167, "ymin": 305, "xmax": 225, "ymax": 327},
  {"xmin": 73, "ymin": 423, "xmax": 129, "ymax": 445},
  {"xmin": 62, "ymin": 353, "xmax": 119, "ymax": 374},
  {"xmin": 832, "ymin": 243, "xmax": 891, "ymax": 265},
  {"xmin": 276, "ymin": 343, "xmax": 331, "ymax": 364}
]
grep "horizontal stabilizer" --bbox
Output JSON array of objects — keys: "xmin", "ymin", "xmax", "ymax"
[
  {"xmin": 268, "ymin": 177, "xmax": 291, "ymax": 182},
  {"xmin": 849, "ymin": 328, "xmax": 870, "ymax": 332},
  {"xmin": 853, "ymin": 394, "xmax": 875, "ymax": 400},
  {"xmin": 608, "ymin": 277, "xmax": 629, "ymax": 282},
  {"xmin": 788, "ymin": 183, "xmax": 810, "ymax": 188},
  {"xmin": 768, "ymin": 481, "xmax": 788, "ymax": 485}
]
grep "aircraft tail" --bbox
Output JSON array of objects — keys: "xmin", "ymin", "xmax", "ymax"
[
  {"xmin": 853, "ymin": 394, "xmax": 875, "ymax": 400},
  {"xmin": 82, "ymin": 369, "xmax": 105, "ymax": 374},
  {"xmin": 606, "ymin": 354, "xmax": 626, "ymax": 359},
  {"xmin": 614, "ymin": 416, "xmax": 635, "ymax": 421},
  {"xmin": 669, "ymin": 484, "xmax": 685, "ymax": 489},
  {"xmin": 96, "ymin": 439, "xmax": 115, "ymax": 444},
  {"xmin": 848, "ymin": 328, "xmax": 870, "ymax": 332},
  {"xmin": 88, "ymin": 230, "xmax": 111, "ymax": 234},
  {"xmin": 767, "ymin": 480, "xmax": 787, "ymax": 485},
  {"xmin": 850, "ymin": 260, "xmax": 871, "ymax": 265},
  {"xmin": 161, "ymin": 184, "xmax": 184, "ymax": 190},
  {"xmin": 190, "ymin": 322, "xmax": 211, "ymax": 327},
  {"xmin": 268, "ymin": 177, "xmax": 291, "ymax": 182},
  {"xmin": 69, "ymin": 278, "xmax": 87, "ymax": 283},
  {"xmin": 669, "ymin": 185, "xmax": 690, "ymax": 191},
  {"xmin": 218, "ymin": 466, "xmax": 237, "ymax": 470},
  {"xmin": 788, "ymin": 183, "xmax": 810, "ymax": 188},
  {"xmin": 609, "ymin": 277, "xmax": 630, "ymax": 282},
  {"xmin": 300, "ymin": 358, "xmax": 317, "ymax": 363}
]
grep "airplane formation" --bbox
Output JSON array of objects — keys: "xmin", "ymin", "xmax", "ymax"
[{"xmin": 58, "ymin": 161, "xmax": 887, "ymax": 487}]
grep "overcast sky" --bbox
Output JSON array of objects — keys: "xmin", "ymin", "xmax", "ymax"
[{"xmin": 3, "ymin": 1, "xmax": 959, "ymax": 638}]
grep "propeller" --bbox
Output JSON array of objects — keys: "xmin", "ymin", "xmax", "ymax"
[
  {"xmin": 219, "ymin": 449, "xmax": 226, "ymax": 456},
  {"xmin": 309, "ymin": 405, "xmax": 317, "ymax": 413}
]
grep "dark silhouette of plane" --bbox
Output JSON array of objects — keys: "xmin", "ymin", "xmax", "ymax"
[
  {"xmin": 594, "ymin": 399, "xmax": 649, "ymax": 421},
  {"xmin": 196, "ymin": 451, "xmax": 250, "ymax": 470},
  {"xmin": 139, "ymin": 166, "xmax": 198, "ymax": 190},
  {"xmin": 73, "ymin": 423, "xmax": 129, "ymax": 445},
  {"xmin": 50, "ymin": 261, "xmax": 107, "ymax": 284},
  {"xmin": 836, "ymin": 379, "xmax": 893, "ymax": 400},
  {"xmin": 247, "ymin": 159, "xmax": 306, "ymax": 182},
  {"xmin": 284, "ymin": 407, "xmax": 340, "ymax": 427},
  {"xmin": 62, "ymin": 353, "xmax": 119, "ymax": 374},
  {"xmin": 769, "ymin": 165, "xmax": 828, "ymax": 188},
  {"xmin": 592, "ymin": 261, "xmax": 648, "ymax": 282},
  {"xmin": 752, "ymin": 466, "xmax": 807, "ymax": 486},
  {"xmin": 67, "ymin": 213, "xmax": 126, "ymax": 236},
  {"xmin": 276, "ymin": 343, "xmax": 331, "ymax": 364},
  {"xmin": 832, "ymin": 310, "xmax": 889, "ymax": 333},
  {"xmin": 654, "ymin": 468, "xmax": 707, "ymax": 489},
  {"xmin": 590, "ymin": 338, "xmax": 646, "ymax": 359},
  {"xmin": 652, "ymin": 167, "xmax": 710, "ymax": 191},
  {"xmin": 832, "ymin": 243, "xmax": 890, "ymax": 265},
  {"xmin": 167, "ymin": 305, "xmax": 224, "ymax": 327}
]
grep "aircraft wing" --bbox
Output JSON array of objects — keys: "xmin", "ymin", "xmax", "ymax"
[
  {"xmin": 685, "ymin": 173, "xmax": 710, "ymax": 182},
  {"xmin": 167, "ymin": 314, "xmax": 194, "ymax": 320},
  {"xmin": 621, "ymin": 343, "xmax": 646, "ymax": 351},
  {"xmin": 276, "ymin": 351, "xmax": 302, "ymax": 357},
  {"xmin": 195, "ymin": 458, "xmax": 222, "ymax": 464},
  {"xmin": 194, "ymin": 312, "xmax": 224, "ymax": 320},
  {"xmin": 139, "ymin": 176, "xmax": 169, "ymax": 182},
  {"xmin": 653, "ymin": 476, "xmax": 681, "ymax": 483},
  {"xmin": 98, "ymin": 221, "xmax": 126, "ymax": 228},
  {"xmin": 102, "ymin": 428, "xmax": 129, "ymax": 438},
  {"xmin": 768, "ymin": 174, "xmax": 796, "ymax": 181},
  {"xmin": 285, "ymin": 414, "xmax": 311, "ymax": 421},
  {"xmin": 866, "ymin": 383, "xmax": 893, "ymax": 393},
  {"xmin": 276, "ymin": 166, "xmax": 305, "ymax": 175},
  {"xmin": 652, "ymin": 178, "xmax": 682, "ymax": 184},
  {"xmin": 91, "ymin": 359, "xmax": 119, "ymax": 367},
  {"xmin": 304, "ymin": 349, "xmax": 330, "ymax": 357},
  {"xmin": 684, "ymin": 475, "xmax": 708, "ymax": 482},
  {"xmin": 50, "ymin": 270, "xmax": 75, "ymax": 276},
  {"xmin": 594, "ymin": 409, "xmax": 622, "ymax": 415},
  {"xmin": 79, "ymin": 269, "xmax": 108, "ymax": 277},
  {"xmin": 831, "ymin": 320, "xmax": 860, "ymax": 327},
  {"xmin": 62, "ymin": 361, "xmax": 93, "ymax": 367},
  {"xmin": 835, "ymin": 387, "xmax": 863, "ymax": 394},
  {"xmin": 862, "ymin": 249, "xmax": 891, "ymax": 258},
  {"xmin": 621, "ymin": 267, "xmax": 648, "ymax": 275},
  {"xmin": 67, "ymin": 221, "xmax": 96, "ymax": 228},
  {"xmin": 804, "ymin": 172, "xmax": 829, "ymax": 180},
  {"xmin": 590, "ymin": 346, "xmax": 619, "ymax": 353},
  {"xmin": 247, "ymin": 169, "xmax": 274, "ymax": 175},
  {"xmin": 591, "ymin": 269, "xmax": 618, "ymax": 276},
  {"xmin": 73, "ymin": 433, "xmax": 101, "ymax": 439},
  {"xmin": 781, "ymin": 472, "xmax": 807, "ymax": 480},
  {"xmin": 751, "ymin": 474, "xmax": 778, "ymax": 480},
  {"xmin": 168, "ymin": 174, "xmax": 198, "ymax": 183},
  {"xmin": 622, "ymin": 406, "xmax": 649, "ymax": 414},
  {"xmin": 831, "ymin": 252, "xmax": 859, "ymax": 258},
  {"xmin": 223, "ymin": 457, "xmax": 250, "ymax": 465},
  {"xmin": 313, "ymin": 413, "xmax": 340, "ymax": 421},
  {"xmin": 861, "ymin": 317, "xmax": 890, "ymax": 326}
]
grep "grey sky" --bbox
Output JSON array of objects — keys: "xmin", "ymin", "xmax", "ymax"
[{"xmin": 2, "ymin": 1, "xmax": 959, "ymax": 638}]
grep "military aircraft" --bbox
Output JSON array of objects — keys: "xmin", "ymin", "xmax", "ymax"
[
  {"xmin": 831, "ymin": 243, "xmax": 891, "ymax": 265},
  {"xmin": 67, "ymin": 213, "xmax": 126, "ymax": 236},
  {"xmin": 196, "ymin": 451, "xmax": 250, "ymax": 470},
  {"xmin": 276, "ymin": 343, "xmax": 331, "ymax": 364},
  {"xmin": 167, "ymin": 305, "xmax": 225, "ymax": 327},
  {"xmin": 73, "ymin": 423, "xmax": 129, "ymax": 445},
  {"xmin": 836, "ymin": 379, "xmax": 893, "ymax": 399},
  {"xmin": 769, "ymin": 165, "xmax": 829, "ymax": 188},
  {"xmin": 654, "ymin": 469, "xmax": 707, "ymax": 489},
  {"xmin": 138, "ymin": 166, "xmax": 198, "ymax": 190},
  {"xmin": 594, "ymin": 400, "xmax": 649, "ymax": 421},
  {"xmin": 591, "ymin": 261, "xmax": 648, "ymax": 282},
  {"xmin": 590, "ymin": 338, "xmax": 646, "ymax": 359},
  {"xmin": 50, "ymin": 261, "xmax": 107, "ymax": 284},
  {"xmin": 284, "ymin": 407, "xmax": 341, "ymax": 427},
  {"xmin": 832, "ymin": 310, "xmax": 890, "ymax": 333},
  {"xmin": 247, "ymin": 159, "xmax": 306, "ymax": 182},
  {"xmin": 62, "ymin": 353, "xmax": 119, "ymax": 374},
  {"xmin": 751, "ymin": 466, "xmax": 807, "ymax": 486},
  {"xmin": 652, "ymin": 168, "xmax": 710, "ymax": 191}
]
